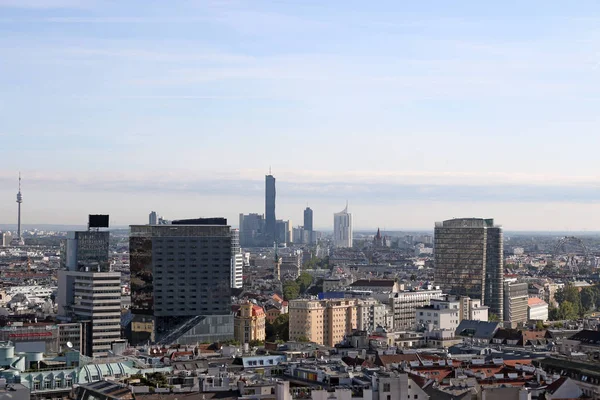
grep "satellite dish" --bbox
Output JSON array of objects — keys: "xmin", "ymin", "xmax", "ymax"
[{"xmin": 66, "ymin": 342, "xmax": 73, "ymax": 349}]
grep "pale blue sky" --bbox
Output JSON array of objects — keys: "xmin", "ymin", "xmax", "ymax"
[{"xmin": 2, "ymin": 0, "xmax": 600, "ymax": 230}]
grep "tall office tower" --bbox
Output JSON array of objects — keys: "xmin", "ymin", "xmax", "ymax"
[
  {"xmin": 57, "ymin": 222, "xmax": 121, "ymax": 357},
  {"xmin": 149, "ymin": 211, "xmax": 158, "ymax": 225},
  {"xmin": 265, "ymin": 173, "xmax": 276, "ymax": 243},
  {"xmin": 304, "ymin": 207, "xmax": 313, "ymax": 243},
  {"xmin": 60, "ymin": 231, "xmax": 110, "ymax": 271},
  {"xmin": 434, "ymin": 218, "xmax": 504, "ymax": 320},
  {"xmin": 503, "ymin": 281, "xmax": 528, "ymax": 328},
  {"xmin": 333, "ymin": 203, "xmax": 353, "ymax": 248},
  {"xmin": 239, "ymin": 213, "xmax": 265, "ymax": 247},
  {"xmin": 129, "ymin": 218, "xmax": 233, "ymax": 345},
  {"xmin": 230, "ymin": 228, "xmax": 244, "ymax": 289}
]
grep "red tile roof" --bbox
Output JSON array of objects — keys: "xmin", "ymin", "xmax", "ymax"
[{"xmin": 528, "ymin": 297, "xmax": 547, "ymax": 306}]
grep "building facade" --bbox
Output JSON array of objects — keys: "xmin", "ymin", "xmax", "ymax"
[
  {"xmin": 434, "ymin": 218, "xmax": 504, "ymax": 320},
  {"xmin": 57, "ymin": 271, "xmax": 121, "ymax": 357},
  {"xmin": 149, "ymin": 211, "xmax": 158, "ymax": 225},
  {"xmin": 503, "ymin": 281, "xmax": 529, "ymax": 328},
  {"xmin": 356, "ymin": 299, "xmax": 389, "ymax": 332},
  {"xmin": 333, "ymin": 204, "xmax": 353, "ymax": 248},
  {"xmin": 60, "ymin": 230, "xmax": 110, "ymax": 272},
  {"xmin": 288, "ymin": 298, "xmax": 357, "ymax": 346},
  {"xmin": 231, "ymin": 228, "xmax": 244, "ymax": 289},
  {"xmin": 374, "ymin": 289, "xmax": 444, "ymax": 331},
  {"xmin": 528, "ymin": 297, "xmax": 549, "ymax": 322},
  {"xmin": 234, "ymin": 302, "xmax": 266, "ymax": 344},
  {"xmin": 57, "ymin": 229, "xmax": 120, "ymax": 358},
  {"xmin": 304, "ymin": 207, "xmax": 313, "ymax": 243},
  {"xmin": 129, "ymin": 219, "xmax": 234, "ymax": 345},
  {"xmin": 265, "ymin": 174, "xmax": 277, "ymax": 243},
  {"xmin": 239, "ymin": 213, "xmax": 265, "ymax": 247}
]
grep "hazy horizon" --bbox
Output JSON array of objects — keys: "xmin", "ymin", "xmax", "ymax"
[{"xmin": 2, "ymin": 1, "xmax": 600, "ymax": 230}]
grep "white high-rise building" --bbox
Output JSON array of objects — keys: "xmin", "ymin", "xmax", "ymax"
[
  {"xmin": 231, "ymin": 228, "xmax": 244, "ymax": 289},
  {"xmin": 333, "ymin": 203, "xmax": 352, "ymax": 248}
]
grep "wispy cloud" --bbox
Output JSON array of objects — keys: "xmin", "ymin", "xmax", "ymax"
[
  {"xmin": 1, "ymin": 170, "xmax": 599, "ymax": 205},
  {"xmin": 0, "ymin": 0, "xmax": 94, "ymax": 9}
]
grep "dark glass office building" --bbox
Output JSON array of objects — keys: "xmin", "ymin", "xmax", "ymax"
[
  {"xmin": 129, "ymin": 219, "xmax": 233, "ymax": 345},
  {"xmin": 265, "ymin": 174, "xmax": 276, "ymax": 243},
  {"xmin": 434, "ymin": 218, "xmax": 503, "ymax": 320}
]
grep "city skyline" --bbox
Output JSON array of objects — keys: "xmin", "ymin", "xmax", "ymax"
[{"xmin": 3, "ymin": 1, "xmax": 600, "ymax": 230}]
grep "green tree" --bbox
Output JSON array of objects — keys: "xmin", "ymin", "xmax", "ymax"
[
  {"xmin": 581, "ymin": 286, "xmax": 597, "ymax": 312},
  {"xmin": 283, "ymin": 281, "xmax": 300, "ymax": 300},
  {"xmin": 297, "ymin": 335, "xmax": 310, "ymax": 342},
  {"xmin": 556, "ymin": 284, "xmax": 583, "ymax": 317},
  {"xmin": 535, "ymin": 320, "xmax": 545, "ymax": 330},
  {"xmin": 558, "ymin": 301, "xmax": 577, "ymax": 320},
  {"xmin": 549, "ymin": 307, "xmax": 560, "ymax": 321},
  {"xmin": 267, "ymin": 314, "xmax": 289, "ymax": 341},
  {"xmin": 488, "ymin": 313, "xmax": 499, "ymax": 322},
  {"xmin": 296, "ymin": 272, "xmax": 313, "ymax": 293}
]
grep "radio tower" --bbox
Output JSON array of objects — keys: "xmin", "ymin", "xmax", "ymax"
[{"xmin": 15, "ymin": 173, "xmax": 24, "ymax": 246}]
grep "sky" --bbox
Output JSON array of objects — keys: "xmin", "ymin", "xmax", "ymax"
[{"xmin": 2, "ymin": 0, "xmax": 600, "ymax": 230}]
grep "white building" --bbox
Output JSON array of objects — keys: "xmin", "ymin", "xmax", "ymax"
[
  {"xmin": 57, "ymin": 270, "xmax": 122, "ymax": 357},
  {"xmin": 231, "ymin": 228, "xmax": 244, "ymax": 289},
  {"xmin": 333, "ymin": 204, "xmax": 353, "ymax": 248},
  {"xmin": 357, "ymin": 299, "xmax": 390, "ymax": 332},
  {"xmin": 374, "ymin": 289, "xmax": 444, "ymax": 331},
  {"xmin": 528, "ymin": 297, "xmax": 548, "ymax": 322}
]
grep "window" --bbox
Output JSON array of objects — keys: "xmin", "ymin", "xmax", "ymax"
[
  {"xmin": 383, "ymin": 383, "xmax": 390, "ymax": 392},
  {"xmin": 414, "ymin": 395, "xmax": 418, "ymax": 399}
]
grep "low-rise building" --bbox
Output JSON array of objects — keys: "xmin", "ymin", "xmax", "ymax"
[{"xmin": 528, "ymin": 297, "xmax": 548, "ymax": 322}]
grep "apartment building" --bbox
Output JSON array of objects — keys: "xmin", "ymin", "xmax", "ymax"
[
  {"xmin": 356, "ymin": 298, "xmax": 390, "ymax": 332},
  {"xmin": 288, "ymin": 299, "xmax": 357, "ymax": 346},
  {"xmin": 234, "ymin": 302, "xmax": 266, "ymax": 345},
  {"xmin": 374, "ymin": 289, "xmax": 443, "ymax": 331}
]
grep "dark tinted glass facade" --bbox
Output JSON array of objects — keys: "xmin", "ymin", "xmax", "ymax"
[
  {"xmin": 129, "ymin": 224, "xmax": 233, "ymax": 344},
  {"xmin": 434, "ymin": 218, "xmax": 503, "ymax": 319},
  {"xmin": 304, "ymin": 207, "xmax": 313, "ymax": 232},
  {"xmin": 75, "ymin": 231, "xmax": 110, "ymax": 272},
  {"xmin": 265, "ymin": 174, "xmax": 276, "ymax": 242}
]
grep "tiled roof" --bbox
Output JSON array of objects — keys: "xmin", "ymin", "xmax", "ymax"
[{"xmin": 528, "ymin": 297, "xmax": 547, "ymax": 306}]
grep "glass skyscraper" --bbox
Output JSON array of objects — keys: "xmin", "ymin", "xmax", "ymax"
[
  {"xmin": 434, "ymin": 218, "xmax": 503, "ymax": 320},
  {"xmin": 265, "ymin": 174, "xmax": 276, "ymax": 243}
]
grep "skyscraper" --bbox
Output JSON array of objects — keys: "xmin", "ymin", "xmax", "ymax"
[
  {"xmin": 304, "ymin": 207, "xmax": 313, "ymax": 243},
  {"xmin": 434, "ymin": 218, "xmax": 504, "ymax": 319},
  {"xmin": 129, "ymin": 218, "xmax": 234, "ymax": 345},
  {"xmin": 265, "ymin": 173, "xmax": 276, "ymax": 243},
  {"xmin": 57, "ymin": 220, "xmax": 121, "ymax": 357},
  {"xmin": 333, "ymin": 203, "xmax": 353, "ymax": 248},
  {"xmin": 149, "ymin": 211, "xmax": 158, "ymax": 225}
]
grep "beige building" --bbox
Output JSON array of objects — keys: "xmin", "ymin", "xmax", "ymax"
[
  {"xmin": 289, "ymin": 299, "xmax": 357, "ymax": 346},
  {"xmin": 234, "ymin": 302, "xmax": 266, "ymax": 344}
]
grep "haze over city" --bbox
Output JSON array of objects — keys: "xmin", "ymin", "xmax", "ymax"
[{"xmin": 3, "ymin": 0, "xmax": 600, "ymax": 230}]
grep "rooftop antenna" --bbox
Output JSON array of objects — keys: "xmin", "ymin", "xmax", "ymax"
[{"xmin": 269, "ymin": 166, "xmax": 272, "ymax": 175}]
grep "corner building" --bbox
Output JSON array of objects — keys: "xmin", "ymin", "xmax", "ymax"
[
  {"xmin": 434, "ymin": 218, "xmax": 504, "ymax": 320},
  {"xmin": 288, "ymin": 299, "xmax": 357, "ymax": 346},
  {"xmin": 129, "ymin": 220, "xmax": 233, "ymax": 345}
]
